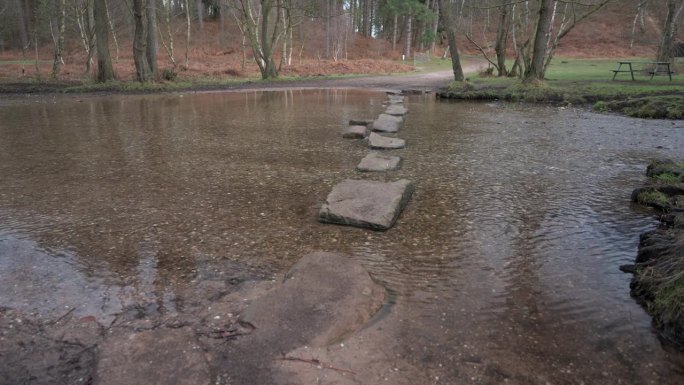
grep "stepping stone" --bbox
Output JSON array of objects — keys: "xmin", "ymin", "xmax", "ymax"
[
  {"xmin": 369, "ymin": 132, "xmax": 405, "ymax": 149},
  {"xmin": 343, "ymin": 125, "xmax": 368, "ymax": 139},
  {"xmin": 385, "ymin": 105, "xmax": 408, "ymax": 116},
  {"xmin": 357, "ymin": 152, "xmax": 402, "ymax": 172},
  {"xmin": 372, "ymin": 114, "xmax": 403, "ymax": 133},
  {"xmin": 388, "ymin": 95, "xmax": 405, "ymax": 104},
  {"xmin": 349, "ymin": 119, "xmax": 373, "ymax": 126},
  {"xmin": 319, "ymin": 179, "xmax": 414, "ymax": 230}
]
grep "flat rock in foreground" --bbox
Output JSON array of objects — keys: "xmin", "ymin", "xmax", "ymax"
[
  {"xmin": 96, "ymin": 327, "xmax": 211, "ymax": 385},
  {"xmin": 343, "ymin": 125, "xmax": 368, "ymax": 139},
  {"xmin": 372, "ymin": 114, "xmax": 403, "ymax": 133},
  {"xmin": 368, "ymin": 132, "xmax": 405, "ymax": 149},
  {"xmin": 385, "ymin": 105, "xmax": 408, "ymax": 116},
  {"xmin": 319, "ymin": 179, "xmax": 414, "ymax": 230},
  {"xmin": 239, "ymin": 252, "xmax": 385, "ymax": 347},
  {"xmin": 357, "ymin": 152, "xmax": 402, "ymax": 172}
]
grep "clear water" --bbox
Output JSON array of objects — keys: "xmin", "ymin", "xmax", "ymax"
[{"xmin": 1, "ymin": 90, "xmax": 683, "ymax": 384}]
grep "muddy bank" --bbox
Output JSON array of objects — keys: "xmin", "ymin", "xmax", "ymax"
[
  {"xmin": 0, "ymin": 252, "xmax": 385, "ymax": 384},
  {"xmin": 627, "ymin": 160, "xmax": 684, "ymax": 347}
]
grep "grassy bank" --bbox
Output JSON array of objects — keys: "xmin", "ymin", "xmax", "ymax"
[
  {"xmin": 630, "ymin": 160, "xmax": 684, "ymax": 348},
  {"xmin": 439, "ymin": 58, "xmax": 684, "ymax": 119}
]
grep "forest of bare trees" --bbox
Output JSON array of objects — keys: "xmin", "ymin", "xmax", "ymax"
[{"xmin": 0, "ymin": 0, "xmax": 681, "ymax": 81}]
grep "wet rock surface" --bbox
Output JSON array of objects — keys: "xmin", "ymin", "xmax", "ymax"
[
  {"xmin": 342, "ymin": 125, "xmax": 368, "ymax": 139},
  {"xmin": 371, "ymin": 114, "xmax": 403, "ymax": 133},
  {"xmin": 629, "ymin": 159, "xmax": 684, "ymax": 347},
  {"xmin": 385, "ymin": 105, "xmax": 408, "ymax": 116},
  {"xmin": 96, "ymin": 327, "xmax": 211, "ymax": 385},
  {"xmin": 319, "ymin": 179, "xmax": 414, "ymax": 230},
  {"xmin": 368, "ymin": 132, "xmax": 405, "ymax": 149},
  {"xmin": 356, "ymin": 152, "xmax": 402, "ymax": 172},
  {"xmin": 219, "ymin": 252, "xmax": 385, "ymax": 384}
]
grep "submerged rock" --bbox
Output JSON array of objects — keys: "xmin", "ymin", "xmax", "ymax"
[
  {"xmin": 368, "ymin": 132, "xmax": 405, "ymax": 149},
  {"xmin": 239, "ymin": 252, "xmax": 385, "ymax": 348},
  {"xmin": 343, "ymin": 125, "xmax": 368, "ymax": 139},
  {"xmin": 96, "ymin": 327, "xmax": 211, "ymax": 385},
  {"xmin": 372, "ymin": 114, "xmax": 403, "ymax": 133},
  {"xmin": 318, "ymin": 179, "xmax": 414, "ymax": 230},
  {"xmin": 357, "ymin": 152, "xmax": 402, "ymax": 172}
]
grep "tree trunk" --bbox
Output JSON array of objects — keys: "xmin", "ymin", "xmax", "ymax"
[
  {"xmin": 494, "ymin": 0, "xmax": 510, "ymax": 77},
  {"xmin": 392, "ymin": 13, "xmax": 398, "ymax": 51},
  {"xmin": 437, "ymin": 0, "xmax": 463, "ymax": 81},
  {"xmin": 430, "ymin": 0, "xmax": 439, "ymax": 54},
  {"xmin": 146, "ymin": 0, "xmax": 158, "ymax": 77},
  {"xmin": 219, "ymin": 0, "xmax": 225, "ymax": 48},
  {"xmin": 524, "ymin": 0, "xmax": 554, "ymax": 83},
  {"xmin": 94, "ymin": 0, "xmax": 116, "ymax": 82},
  {"xmin": 656, "ymin": 0, "xmax": 683, "ymax": 62},
  {"xmin": 15, "ymin": 0, "xmax": 29, "ymax": 50},
  {"xmin": 185, "ymin": 0, "xmax": 190, "ymax": 67},
  {"xmin": 133, "ymin": 0, "xmax": 150, "ymax": 81},
  {"xmin": 403, "ymin": 13, "xmax": 412, "ymax": 59},
  {"xmin": 51, "ymin": 0, "xmax": 66, "ymax": 79},
  {"xmin": 196, "ymin": 0, "xmax": 203, "ymax": 31}
]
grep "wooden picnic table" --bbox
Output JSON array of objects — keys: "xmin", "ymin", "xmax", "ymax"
[{"xmin": 612, "ymin": 61, "xmax": 673, "ymax": 81}]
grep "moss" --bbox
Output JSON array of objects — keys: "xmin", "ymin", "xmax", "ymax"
[
  {"xmin": 593, "ymin": 100, "xmax": 608, "ymax": 111},
  {"xmin": 637, "ymin": 190, "xmax": 672, "ymax": 208},
  {"xmin": 654, "ymin": 172, "xmax": 683, "ymax": 183}
]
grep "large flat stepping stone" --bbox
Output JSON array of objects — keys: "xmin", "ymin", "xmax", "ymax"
[
  {"xmin": 372, "ymin": 114, "xmax": 403, "ymax": 133},
  {"xmin": 385, "ymin": 105, "xmax": 408, "ymax": 116},
  {"xmin": 343, "ymin": 125, "xmax": 368, "ymax": 139},
  {"xmin": 369, "ymin": 132, "xmax": 405, "ymax": 149},
  {"xmin": 239, "ymin": 252, "xmax": 384, "ymax": 347},
  {"xmin": 388, "ymin": 95, "xmax": 405, "ymax": 104},
  {"xmin": 319, "ymin": 179, "xmax": 414, "ymax": 230},
  {"xmin": 357, "ymin": 152, "xmax": 402, "ymax": 172},
  {"xmin": 96, "ymin": 327, "xmax": 211, "ymax": 385}
]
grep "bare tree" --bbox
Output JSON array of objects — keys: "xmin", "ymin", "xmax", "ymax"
[
  {"xmin": 438, "ymin": 0, "xmax": 464, "ymax": 81},
  {"xmin": 657, "ymin": 0, "xmax": 684, "ymax": 62},
  {"xmin": 233, "ymin": 0, "xmax": 284, "ymax": 79},
  {"xmin": 51, "ymin": 0, "xmax": 67, "ymax": 79},
  {"xmin": 94, "ymin": 0, "xmax": 115, "ymax": 81},
  {"xmin": 133, "ymin": 0, "xmax": 150, "ymax": 81}
]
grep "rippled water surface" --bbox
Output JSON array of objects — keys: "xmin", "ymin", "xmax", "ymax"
[{"xmin": 1, "ymin": 89, "xmax": 684, "ymax": 384}]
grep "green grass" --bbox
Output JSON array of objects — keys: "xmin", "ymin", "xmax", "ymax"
[
  {"xmin": 635, "ymin": 243, "xmax": 684, "ymax": 340},
  {"xmin": 654, "ymin": 172, "xmax": 683, "ymax": 183},
  {"xmin": 442, "ymin": 57, "xmax": 684, "ymax": 118},
  {"xmin": 637, "ymin": 190, "xmax": 672, "ymax": 207}
]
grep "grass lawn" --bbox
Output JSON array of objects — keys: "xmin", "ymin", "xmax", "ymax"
[{"xmin": 441, "ymin": 57, "xmax": 684, "ymax": 119}]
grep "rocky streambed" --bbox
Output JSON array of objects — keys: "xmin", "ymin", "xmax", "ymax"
[{"xmin": 627, "ymin": 160, "xmax": 684, "ymax": 347}]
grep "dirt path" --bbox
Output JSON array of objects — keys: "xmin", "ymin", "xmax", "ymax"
[{"xmin": 222, "ymin": 60, "xmax": 486, "ymax": 93}]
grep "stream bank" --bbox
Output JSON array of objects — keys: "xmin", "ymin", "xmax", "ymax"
[{"xmin": 628, "ymin": 160, "xmax": 684, "ymax": 347}]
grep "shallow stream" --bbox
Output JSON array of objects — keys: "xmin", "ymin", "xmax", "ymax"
[{"xmin": 1, "ymin": 89, "xmax": 683, "ymax": 384}]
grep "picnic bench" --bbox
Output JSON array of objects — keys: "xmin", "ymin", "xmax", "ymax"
[{"xmin": 612, "ymin": 61, "xmax": 674, "ymax": 81}]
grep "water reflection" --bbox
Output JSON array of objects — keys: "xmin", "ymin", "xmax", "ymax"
[{"xmin": 1, "ymin": 90, "xmax": 684, "ymax": 383}]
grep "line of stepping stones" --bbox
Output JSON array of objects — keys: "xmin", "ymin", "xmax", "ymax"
[{"xmin": 318, "ymin": 92, "xmax": 414, "ymax": 231}]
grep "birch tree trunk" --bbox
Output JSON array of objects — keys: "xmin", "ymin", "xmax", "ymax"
[{"xmin": 51, "ymin": 0, "xmax": 66, "ymax": 79}]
